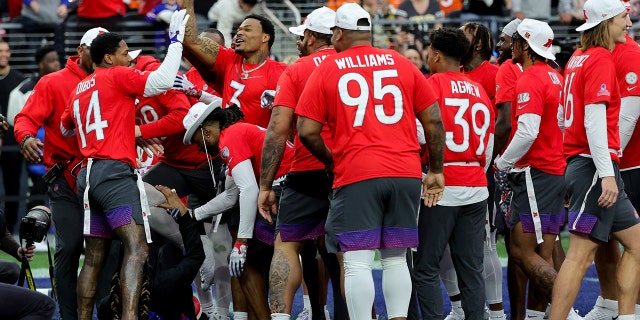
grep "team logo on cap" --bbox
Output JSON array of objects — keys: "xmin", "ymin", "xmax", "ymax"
[
  {"xmin": 626, "ymin": 72, "xmax": 638, "ymax": 85},
  {"xmin": 524, "ymin": 32, "xmax": 531, "ymax": 39},
  {"xmin": 543, "ymin": 39, "xmax": 553, "ymax": 48},
  {"xmin": 583, "ymin": 9, "xmax": 588, "ymax": 20}
]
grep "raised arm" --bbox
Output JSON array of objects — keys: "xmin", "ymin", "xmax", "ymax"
[{"xmin": 180, "ymin": 0, "xmax": 222, "ymax": 80}]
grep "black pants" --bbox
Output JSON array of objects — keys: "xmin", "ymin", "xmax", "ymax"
[
  {"xmin": 1, "ymin": 150, "xmax": 25, "ymax": 233},
  {"xmin": 49, "ymin": 175, "xmax": 84, "ymax": 320},
  {"xmin": 413, "ymin": 200, "xmax": 487, "ymax": 320},
  {"xmin": 0, "ymin": 282, "xmax": 56, "ymax": 320}
]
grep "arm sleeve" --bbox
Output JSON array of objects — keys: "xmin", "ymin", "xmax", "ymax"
[
  {"xmin": 416, "ymin": 118, "xmax": 426, "ymax": 145},
  {"xmin": 232, "ymin": 160, "xmax": 259, "ymax": 239},
  {"xmin": 619, "ymin": 96, "xmax": 640, "ymax": 152},
  {"xmin": 194, "ymin": 175, "xmax": 239, "ymax": 221},
  {"xmin": 498, "ymin": 114, "xmax": 541, "ymax": 169},
  {"xmin": 585, "ymin": 103, "xmax": 615, "ymax": 177},
  {"xmin": 144, "ymin": 42, "xmax": 184, "ymax": 97},
  {"xmin": 198, "ymin": 91, "xmax": 219, "ymax": 104},
  {"xmin": 7, "ymin": 82, "xmax": 29, "ymax": 126},
  {"xmin": 557, "ymin": 104, "xmax": 565, "ymax": 133},
  {"xmin": 485, "ymin": 133, "xmax": 494, "ymax": 172}
]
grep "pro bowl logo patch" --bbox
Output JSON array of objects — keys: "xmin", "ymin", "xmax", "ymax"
[
  {"xmin": 517, "ymin": 92, "xmax": 530, "ymax": 103},
  {"xmin": 221, "ymin": 146, "xmax": 230, "ymax": 160},
  {"xmin": 626, "ymin": 72, "xmax": 638, "ymax": 85},
  {"xmin": 597, "ymin": 83, "xmax": 610, "ymax": 97}
]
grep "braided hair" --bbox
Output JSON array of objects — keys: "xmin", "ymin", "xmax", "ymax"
[{"xmin": 202, "ymin": 104, "xmax": 245, "ymax": 131}]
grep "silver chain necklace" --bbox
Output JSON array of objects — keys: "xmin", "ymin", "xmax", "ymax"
[{"xmin": 241, "ymin": 58, "xmax": 267, "ymax": 79}]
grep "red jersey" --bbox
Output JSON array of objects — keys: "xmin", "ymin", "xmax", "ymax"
[
  {"xmin": 465, "ymin": 60, "xmax": 499, "ymax": 107},
  {"xmin": 185, "ymin": 67, "xmax": 222, "ymax": 105},
  {"xmin": 495, "ymin": 59, "xmax": 523, "ymax": 105},
  {"xmin": 613, "ymin": 35, "xmax": 640, "ymax": 170},
  {"xmin": 61, "ymin": 67, "xmax": 151, "ymax": 167},
  {"xmin": 427, "ymin": 72, "xmax": 494, "ymax": 187},
  {"xmin": 296, "ymin": 45, "xmax": 438, "ymax": 188},
  {"xmin": 563, "ymin": 47, "xmax": 621, "ymax": 162},
  {"xmin": 212, "ymin": 47, "xmax": 287, "ymax": 128},
  {"xmin": 274, "ymin": 48, "xmax": 336, "ymax": 173},
  {"xmin": 14, "ymin": 56, "xmax": 87, "ymax": 169},
  {"xmin": 512, "ymin": 62, "xmax": 565, "ymax": 175},
  {"xmin": 136, "ymin": 90, "xmax": 208, "ymax": 169},
  {"xmin": 77, "ymin": 0, "xmax": 126, "ymax": 18},
  {"xmin": 219, "ymin": 122, "xmax": 293, "ymax": 181}
]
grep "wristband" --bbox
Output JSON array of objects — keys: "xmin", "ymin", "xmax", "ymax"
[{"xmin": 20, "ymin": 134, "xmax": 33, "ymax": 150}]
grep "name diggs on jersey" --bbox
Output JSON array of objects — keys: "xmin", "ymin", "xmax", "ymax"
[
  {"xmin": 334, "ymin": 53, "xmax": 395, "ymax": 70},
  {"xmin": 450, "ymin": 80, "xmax": 481, "ymax": 98},
  {"xmin": 76, "ymin": 75, "xmax": 96, "ymax": 94},
  {"xmin": 565, "ymin": 55, "xmax": 590, "ymax": 69}
]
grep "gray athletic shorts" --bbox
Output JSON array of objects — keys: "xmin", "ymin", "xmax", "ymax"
[
  {"xmin": 509, "ymin": 168, "xmax": 566, "ymax": 234},
  {"xmin": 621, "ymin": 168, "xmax": 640, "ymax": 211},
  {"xmin": 325, "ymin": 177, "xmax": 421, "ymax": 253},
  {"xmin": 77, "ymin": 160, "xmax": 143, "ymax": 238},
  {"xmin": 276, "ymin": 170, "xmax": 331, "ymax": 242},
  {"xmin": 566, "ymin": 156, "xmax": 639, "ymax": 242}
]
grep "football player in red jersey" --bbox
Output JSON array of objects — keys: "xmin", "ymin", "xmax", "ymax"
[
  {"xmin": 582, "ymin": 2, "xmax": 640, "ymax": 318},
  {"xmin": 550, "ymin": 0, "xmax": 640, "ymax": 319},
  {"xmin": 173, "ymin": 28, "xmax": 226, "ymax": 105},
  {"xmin": 59, "ymin": 10, "xmax": 188, "ymax": 320},
  {"xmin": 257, "ymin": 7, "xmax": 341, "ymax": 320},
  {"xmin": 494, "ymin": 19, "xmax": 570, "ymax": 320},
  {"xmin": 411, "ymin": 27, "xmax": 494, "ymax": 320},
  {"xmin": 296, "ymin": 3, "xmax": 445, "ymax": 319},
  {"xmin": 182, "ymin": 103, "xmax": 293, "ymax": 319},
  {"xmin": 179, "ymin": 0, "xmax": 286, "ymax": 129},
  {"xmin": 461, "ymin": 22, "xmax": 499, "ymax": 107},
  {"xmin": 14, "ymin": 27, "xmax": 106, "ymax": 320}
]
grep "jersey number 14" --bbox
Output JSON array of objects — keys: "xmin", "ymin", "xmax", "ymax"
[{"xmin": 73, "ymin": 90, "xmax": 109, "ymax": 148}]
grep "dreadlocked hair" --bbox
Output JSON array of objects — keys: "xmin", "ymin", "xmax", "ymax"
[{"xmin": 202, "ymin": 104, "xmax": 245, "ymax": 131}]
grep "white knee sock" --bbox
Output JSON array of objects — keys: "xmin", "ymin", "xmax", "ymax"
[
  {"xmin": 380, "ymin": 248, "xmax": 412, "ymax": 318},
  {"xmin": 343, "ymin": 250, "xmax": 376, "ymax": 320},
  {"xmin": 211, "ymin": 222, "xmax": 233, "ymax": 310},
  {"xmin": 271, "ymin": 313, "xmax": 291, "ymax": 319},
  {"xmin": 234, "ymin": 311, "xmax": 248, "ymax": 320},
  {"xmin": 483, "ymin": 230, "xmax": 503, "ymax": 305}
]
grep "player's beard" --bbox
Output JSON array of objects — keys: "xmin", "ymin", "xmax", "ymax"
[{"xmin": 497, "ymin": 49, "xmax": 512, "ymax": 65}]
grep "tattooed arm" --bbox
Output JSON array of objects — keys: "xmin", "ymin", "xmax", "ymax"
[
  {"xmin": 180, "ymin": 0, "xmax": 221, "ymax": 80},
  {"xmin": 258, "ymin": 106, "xmax": 295, "ymax": 217},
  {"xmin": 417, "ymin": 102, "xmax": 445, "ymax": 207}
]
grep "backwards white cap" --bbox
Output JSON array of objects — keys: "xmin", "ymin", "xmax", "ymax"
[
  {"xmin": 502, "ymin": 18, "xmax": 522, "ymax": 36},
  {"xmin": 517, "ymin": 19, "xmax": 556, "ymax": 60},
  {"xmin": 289, "ymin": 7, "xmax": 336, "ymax": 36},
  {"xmin": 80, "ymin": 27, "xmax": 109, "ymax": 47}
]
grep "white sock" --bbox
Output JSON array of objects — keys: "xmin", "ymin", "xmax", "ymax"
[
  {"xmin": 526, "ymin": 309, "xmax": 545, "ymax": 319},
  {"xmin": 380, "ymin": 248, "xmax": 411, "ymax": 319},
  {"xmin": 215, "ymin": 307, "xmax": 229, "ymax": 317},
  {"xmin": 635, "ymin": 304, "xmax": 640, "ymax": 315},
  {"xmin": 303, "ymin": 294, "xmax": 311, "ymax": 309},
  {"xmin": 600, "ymin": 297, "xmax": 618, "ymax": 310},
  {"xmin": 271, "ymin": 313, "xmax": 291, "ymax": 320},
  {"xmin": 451, "ymin": 300, "xmax": 463, "ymax": 314},
  {"xmin": 234, "ymin": 312, "xmax": 248, "ymax": 320},
  {"xmin": 489, "ymin": 310, "xmax": 505, "ymax": 317},
  {"xmin": 616, "ymin": 315, "xmax": 634, "ymax": 320},
  {"xmin": 344, "ymin": 250, "xmax": 376, "ymax": 320}
]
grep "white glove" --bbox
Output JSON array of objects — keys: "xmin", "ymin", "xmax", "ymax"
[
  {"xmin": 168, "ymin": 9, "xmax": 190, "ymax": 44},
  {"xmin": 173, "ymin": 74, "xmax": 199, "ymax": 97},
  {"xmin": 260, "ymin": 90, "xmax": 276, "ymax": 109},
  {"xmin": 229, "ymin": 241, "xmax": 247, "ymax": 277}
]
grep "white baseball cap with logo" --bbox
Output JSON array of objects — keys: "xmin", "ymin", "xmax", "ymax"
[
  {"xmin": 334, "ymin": 3, "xmax": 371, "ymax": 31},
  {"xmin": 80, "ymin": 27, "xmax": 109, "ymax": 47},
  {"xmin": 502, "ymin": 18, "xmax": 522, "ymax": 37},
  {"xmin": 289, "ymin": 7, "xmax": 336, "ymax": 36},
  {"xmin": 517, "ymin": 19, "xmax": 556, "ymax": 60},
  {"xmin": 576, "ymin": 0, "xmax": 626, "ymax": 32},
  {"xmin": 183, "ymin": 98, "xmax": 223, "ymax": 145}
]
